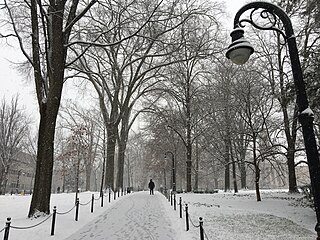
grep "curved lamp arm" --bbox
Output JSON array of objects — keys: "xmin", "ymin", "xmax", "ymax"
[{"xmin": 227, "ymin": 1, "xmax": 308, "ymax": 113}]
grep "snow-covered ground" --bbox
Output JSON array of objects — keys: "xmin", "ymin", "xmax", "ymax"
[{"xmin": 0, "ymin": 189, "xmax": 317, "ymax": 239}]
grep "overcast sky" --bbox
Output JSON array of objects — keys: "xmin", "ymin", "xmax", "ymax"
[{"xmin": 0, "ymin": 0, "xmax": 249, "ymax": 122}]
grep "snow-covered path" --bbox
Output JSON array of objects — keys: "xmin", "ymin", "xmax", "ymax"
[{"xmin": 64, "ymin": 191, "xmax": 180, "ymax": 240}]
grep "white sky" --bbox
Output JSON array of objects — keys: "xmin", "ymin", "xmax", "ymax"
[
  {"xmin": 0, "ymin": 42, "xmax": 38, "ymax": 127},
  {"xmin": 0, "ymin": 0, "xmax": 249, "ymax": 122},
  {"xmin": 223, "ymin": 0, "xmax": 251, "ymax": 21}
]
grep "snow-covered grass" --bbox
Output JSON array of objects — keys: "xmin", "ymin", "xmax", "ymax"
[
  {"xmin": 0, "ymin": 189, "xmax": 317, "ymax": 240},
  {"xmin": 0, "ymin": 191, "xmax": 124, "ymax": 240},
  {"xmin": 176, "ymin": 190, "xmax": 317, "ymax": 239}
]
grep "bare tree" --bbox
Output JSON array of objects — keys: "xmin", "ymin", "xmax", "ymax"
[
  {"xmin": 67, "ymin": 0, "xmax": 165, "ymax": 191},
  {"xmin": 1, "ymin": 0, "xmax": 99, "ymax": 216},
  {"xmin": 152, "ymin": 4, "xmax": 223, "ymax": 192},
  {"xmin": 204, "ymin": 57, "xmax": 237, "ymax": 192},
  {"xmin": 58, "ymin": 103, "xmax": 101, "ymax": 192},
  {"xmin": 69, "ymin": 0, "xmax": 220, "ymax": 191},
  {"xmin": 0, "ymin": 96, "xmax": 30, "ymax": 194},
  {"xmin": 234, "ymin": 66, "xmax": 278, "ymax": 201},
  {"xmin": 250, "ymin": 0, "xmax": 320, "ymax": 192}
]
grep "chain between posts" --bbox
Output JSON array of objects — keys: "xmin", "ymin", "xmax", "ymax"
[
  {"xmin": 164, "ymin": 193, "xmax": 210, "ymax": 240},
  {"xmin": 11, "ymin": 214, "xmax": 53, "ymax": 230},
  {"xmin": 56, "ymin": 205, "xmax": 76, "ymax": 215},
  {"xmin": 79, "ymin": 198, "xmax": 92, "ymax": 206},
  {"xmin": 2, "ymin": 191, "xmax": 130, "ymax": 240}
]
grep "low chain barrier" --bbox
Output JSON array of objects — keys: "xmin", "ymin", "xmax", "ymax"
[
  {"xmin": 1, "ymin": 188, "xmax": 133, "ymax": 240},
  {"xmin": 162, "ymin": 190, "xmax": 211, "ymax": 240}
]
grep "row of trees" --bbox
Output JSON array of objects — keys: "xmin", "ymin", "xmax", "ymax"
[
  {"xmin": 0, "ymin": 96, "xmax": 33, "ymax": 194},
  {"xmin": 0, "ymin": 0, "xmax": 319, "ymax": 217},
  {"xmin": 137, "ymin": 0, "xmax": 320, "ymax": 201}
]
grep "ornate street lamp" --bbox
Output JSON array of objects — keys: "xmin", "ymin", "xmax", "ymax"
[
  {"xmin": 226, "ymin": 2, "xmax": 320, "ymax": 238},
  {"xmin": 226, "ymin": 28, "xmax": 254, "ymax": 65}
]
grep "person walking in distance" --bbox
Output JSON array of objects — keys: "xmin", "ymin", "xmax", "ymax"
[{"xmin": 148, "ymin": 179, "xmax": 155, "ymax": 195}]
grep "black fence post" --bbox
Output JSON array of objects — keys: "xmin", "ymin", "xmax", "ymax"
[
  {"xmin": 118, "ymin": 189, "xmax": 120, "ymax": 198},
  {"xmin": 174, "ymin": 194, "xmax": 176, "ymax": 211},
  {"xmin": 91, "ymin": 194, "xmax": 94, "ymax": 213},
  {"xmin": 75, "ymin": 198, "xmax": 79, "ymax": 221},
  {"xmin": 185, "ymin": 204, "xmax": 189, "ymax": 231},
  {"xmin": 51, "ymin": 206, "xmax": 57, "ymax": 236},
  {"xmin": 170, "ymin": 191, "xmax": 173, "ymax": 206},
  {"xmin": 101, "ymin": 193, "xmax": 104, "ymax": 207},
  {"xmin": 114, "ymin": 191, "xmax": 116, "ymax": 200},
  {"xmin": 3, "ymin": 217, "xmax": 11, "ymax": 240},
  {"xmin": 199, "ymin": 217, "xmax": 204, "ymax": 240},
  {"xmin": 109, "ymin": 191, "xmax": 111, "ymax": 203},
  {"xmin": 179, "ymin": 197, "xmax": 182, "ymax": 218}
]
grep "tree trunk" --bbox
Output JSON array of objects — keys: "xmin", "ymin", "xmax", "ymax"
[
  {"xmin": 0, "ymin": 167, "xmax": 8, "ymax": 194},
  {"xmin": 105, "ymin": 126, "xmax": 117, "ymax": 191},
  {"xmin": 29, "ymin": 102, "xmax": 61, "ymax": 216},
  {"xmin": 224, "ymin": 142, "xmax": 230, "ymax": 192},
  {"xmin": 285, "ymin": 108, "xmax": 299, "ymax": 193},
  {"xmin": 194, "ymin": 139, "xmax": 199, "ymax": 191},
  {"xmin": 281, "ymin": 100, "xmax": 299, "ymax": 193},
  {"xmin": 238, "ymin": 133, "xmax": 248, "ymax": 189},
  {"xmin": 2, "ymin": 169, "xmax": 9, "ymax": 195},
  {"xmin": 239, "ymin": 161, "xmax": 247, "ymax": 189},
  {"xmin": 231, "ymin": 154, "xmax": 238, "ymax": 193},
  {"xmin": 287, "ymin": 139, "xmax": 298, "ymax": 192},
  {"xmin": 0, "ymin": 168, "xmax": 3, "ymax": 194},
  {"xmin": 28, "ymin": 0, "xmax": 65, "ymax": 217},
  {"xmin": 100, "ymin": 129, "xmax": 106, "ymax": 195},
  {"xmin": 85, "ymin": 164, "xmax": 92, "ymax": 191},
  {"xmin": 185, "ymin": 84, "xmax": 192, "ymax": 192},
  {"xmin": 255, "ymin": 170, "xmax": 261, "ymax": 202},
  {"xmin": 62, "ymin": 170, "xmax": 65, "ymax": 193},
  {"xmin": 116, "ymin": 144, "xmax": 125, "ymax": 190},
  {"xmin": 276, "ymin": 33, "xmax": 299, "ymax": 193},
  {"xmin": 229, "ymin": 137, "xmax": 238, "ymax": 193},
  {"xmin": 116, "ymin": 126, "xmax": 128, "ymax": 190},
  {"xmin": 253, "ymin": 134, "xmax": 261, "ymax": 202},
  {"xmin": 186, "ymin": 131, "xmax": 192, "ymax": 192}
]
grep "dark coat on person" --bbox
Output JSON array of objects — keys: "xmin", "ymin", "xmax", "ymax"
[{"xmin": 148, "ymin": 180, "xmax": 155, "ymax": 189}]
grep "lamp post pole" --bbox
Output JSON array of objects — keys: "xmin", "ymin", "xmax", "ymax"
[
  {"xmin": 165, "ymin": 151, "xmax": 176, "ymax": 192},
  {"xmin": 226, "ymin": 2, "xmax": 320, "ymax": 238},
  {"xmin": 163, "ymin": 168, "xmax": 167, "ymax": 196}
]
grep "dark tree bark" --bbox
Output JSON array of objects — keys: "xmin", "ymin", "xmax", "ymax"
[
  {"xmin": 224, "ymin": 142, "xmax": 230, "ymax": 192},
  {"xmin": 275, "ymin": 34, "xmax": 299, "ymax": 193},
  {"xmin": 237, "ymin": 131, "xmax": 248, "ymax": 189},
  {"xmin": 27, "ymin": 0, "xmax": 97, "ymax": 217},
  {"xmin": 283, "ymin": 106, "xmax": 299, "ymax": 193},
  {"xmin": 105, "ymin": 126, "xmax": 117, "ymax": 190},
  {"xmin": 230, "ymin": 139, "xmax": 238, "ymax": 193},
  {"xmin": 116, "ymin": 115, "xmax": 129, "ymax": 190},
  {"xmin": 194, "ymin": 139, "xmax": 199, "ymax": 191},
  {"xmin": 253, "ymin": 133, "xmax": 261, "ymax": 202},
  {"xmin": 186, "ymin": 88, "xmax": 192, "ymax": 192},
  {"xmin": 28, "ymin": 0, "xmax": 66, "ymax": 217}
]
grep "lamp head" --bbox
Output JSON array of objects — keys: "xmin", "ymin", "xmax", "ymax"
[{"xmin": 226, "ymin": 28, "xmax": 254, "ymax": 65}]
